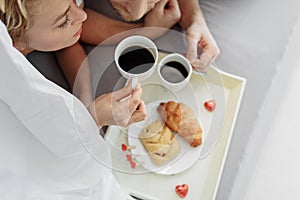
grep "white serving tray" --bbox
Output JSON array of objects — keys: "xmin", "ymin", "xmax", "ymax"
[{"xmin": 105, "ymin": 53, "xmax": 246, "ymax": 200}]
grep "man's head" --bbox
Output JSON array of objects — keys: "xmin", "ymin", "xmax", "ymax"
[{"xmin": 109, "ymin": 0, "xmax": 160, "ymax": 21}]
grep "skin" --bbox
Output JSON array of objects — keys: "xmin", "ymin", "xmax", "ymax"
[
  {"xmin": 109, "ymin": 0, "xmax": 160, "ymax": 21},
  {"xmin": 107, "ymin": 0, "xmax": 220, "ymax": 71},
  {"xmin": 22, "ymin": 0, "xmax": 87, "ymax": 51},
  {"xmin": 54, "ymin": 0, "xmax": 182, "ymax": 128},
  {"xmin": 16, "ymin": 0, "xmax": 219, "ymax": 127},
  {"xmin": 17, "ymin": 0, "xmax": 147, "ymax": 127},
  {"xmin": 53, "ymin": 0, "xmax": 218, "ymax": 126},
  {"xmin": 177, "ymin": 0, "xmax": 220, "ymax": 71},
  {"xmin": 81, "ymin": 0, "xmax": 181, "ymax": 44}
]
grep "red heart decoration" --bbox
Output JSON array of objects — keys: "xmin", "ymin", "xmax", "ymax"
[
  {"xmin": 126, "ymin": 154, "xmax": 132, "ymax": 162},
  {"xmin": 121, "ymin": 144, "xmax": 128, "ymax": 151},
  {"xmin": 130, "ymin": 161, "xmax": 136, "ymax": 169},
  {"xmin": 204, "ymin": 99, "xmax": 216, "ymax": 112},
  {"xmin": 175, "ymin": 184, "xmax": 189, "ymax": 198}
]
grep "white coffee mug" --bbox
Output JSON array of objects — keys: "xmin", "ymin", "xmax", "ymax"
[
  {"xmin": 114, "ymin": 35, "xmax": 158, "ymax": 89},
  {"xmin": 157, "ymin": 53, "xmax": 192, "ymax": 92}
]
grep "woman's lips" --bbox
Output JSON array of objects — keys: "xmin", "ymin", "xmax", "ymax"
[{"xmin": 73, "ymin": 26, "xmax": 82, "ymax": 37}]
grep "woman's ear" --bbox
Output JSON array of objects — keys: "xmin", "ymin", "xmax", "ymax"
[
  {"xmin": 13, "ymin": 40, "xmax": 26, "ymax": 51},
  {"xmin": 13, "ymin": 39, "xmax": 33, "ymax": 55}
]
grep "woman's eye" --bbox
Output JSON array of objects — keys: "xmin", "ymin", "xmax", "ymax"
[{"xmin": 58, "ymin": 15, "xmax": 70, "ymax": 29}]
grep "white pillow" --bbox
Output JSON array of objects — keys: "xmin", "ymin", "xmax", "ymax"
[{"xmin": 0, "ymin": 21, "xmax": 124, "ymax": 199}]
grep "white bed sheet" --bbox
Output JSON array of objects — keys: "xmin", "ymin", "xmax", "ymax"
[
  {"xmin": 196, "ymin": 1, "xmax": 300, "ymax": 199},
  {"xmin": 0, "ymin": 21, "xmax": 124, "ymax": 200},
  {"xmin": 230, "ymin": 14, "xmax": 300, "ymax": 200}
]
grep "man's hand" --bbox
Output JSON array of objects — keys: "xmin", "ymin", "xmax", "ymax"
[
  {"xmin": 144, "ymin": 0, "xmax": 181, "ymax": 31},
  {"xmin": 177, "ymin": 0, "xmax": 220, "ymax": 72},
  {"xmin": 185, "ymin": 19, "xmax": 220, "ymax": 72}
]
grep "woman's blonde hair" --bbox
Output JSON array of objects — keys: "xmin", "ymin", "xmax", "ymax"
[{"xmin": 0, "ymin": 0, "xmax": 37, "ymax": 41}]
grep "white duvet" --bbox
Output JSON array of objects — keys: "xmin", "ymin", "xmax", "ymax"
[{"xmin": 0, "ymin": 21, "xmax": 124, "ymax": 200}]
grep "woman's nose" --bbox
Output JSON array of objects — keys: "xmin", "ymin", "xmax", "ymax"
[{"xmin": 71, "ymin": 6, "xmax": 87, "ymax": 25}]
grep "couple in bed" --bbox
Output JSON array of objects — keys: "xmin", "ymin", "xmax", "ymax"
[
  {"xmin": 1, "ymin": 0, "xmax": 219, "ymax": 128},
  {"xmin": 0, "ymin": 0, "xmax": 219, "ymax": 198}
]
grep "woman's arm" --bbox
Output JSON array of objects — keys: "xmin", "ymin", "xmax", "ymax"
[{"xmin": 55, "ymin": 42, "xmax": 93, "ymax": 108}]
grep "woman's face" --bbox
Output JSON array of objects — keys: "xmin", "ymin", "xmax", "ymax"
[{"xmin": 24, "ymin": 0, "xmax": 87, "ymax": 51}]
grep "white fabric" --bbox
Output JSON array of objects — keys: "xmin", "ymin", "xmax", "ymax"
[
  {"xmin": 194, "ymin": 1, "xmax": 300, "ymax": 199},
  {"xmin": 230, "ymin": 15, "xmax": 300, "ymax": 200},
  {"xmin": 0, "ymin": 21, "xmax": 124, "ymax": 200}
]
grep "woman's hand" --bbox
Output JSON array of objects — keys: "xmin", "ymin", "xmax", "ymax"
[{"xmin": 88, "ymin": 81, "xmax": 147, "ymax": 128}]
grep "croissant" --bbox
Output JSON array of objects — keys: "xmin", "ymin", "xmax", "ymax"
[
  {"xmin": 157, "ymin": 101, "xmax": 202, "ymax": 147},
  {"xmin": 139, "ymin": 120, "xmax": 180, "ymax": 165}
]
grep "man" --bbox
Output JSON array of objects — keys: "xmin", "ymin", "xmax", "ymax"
[{"xmin": 84, "ymin": 0, "xmax": 220, "ymax": 72}]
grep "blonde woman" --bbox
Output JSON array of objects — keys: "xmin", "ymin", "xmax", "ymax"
[
  {"xmin": 54, "ymin": 0, "xmax": 181, "ymax": 111},
  {"xmin": 0, "ymin": 0, "xmax": 147, "ymax": 127}
]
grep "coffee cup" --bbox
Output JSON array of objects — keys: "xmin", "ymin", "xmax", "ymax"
[
  {"xmin": 157, "ymin": 53, "xmax": 192, "ymax": 91},
  {"xmin": 114, "ymin": 35, "xmax": 158, "ymax": 89}
]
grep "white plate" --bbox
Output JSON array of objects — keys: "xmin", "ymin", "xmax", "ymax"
[{"xmin": 127, "ymin": 100, "xmax": 205, "ymax": 175}]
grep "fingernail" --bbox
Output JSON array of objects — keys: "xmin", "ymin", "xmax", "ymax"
[{"xmin": 131, "ymin": 77, "xmax": 138, "ymax": 90}]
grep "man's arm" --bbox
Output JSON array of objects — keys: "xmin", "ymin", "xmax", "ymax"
[
  {"xmin": 81, "ymin": 1, "xmax": 181, "ymax": 45},
  {"xmin": 81, "ymin": 8, "xmax": 143, "ymax": 45},
  {"xmin": 177, "ymin": 0, "xmax": 203, "ymax": 30},
  {"xmin": 177, "ymin": 0, "xmax": 220, "ymax": 71}
]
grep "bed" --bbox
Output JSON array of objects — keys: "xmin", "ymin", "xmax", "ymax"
[{"xmin": 21, "ymin": 0, "xmax": 300, "ymax": 199}]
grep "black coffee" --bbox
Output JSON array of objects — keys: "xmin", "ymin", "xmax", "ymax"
[
  {"xmin": 118, "ymin": 46, "xmax": 155, "ymax": 74},
  {"xmin": 160, "ymin": 61, "xmax": 188, "ymax": 83}
]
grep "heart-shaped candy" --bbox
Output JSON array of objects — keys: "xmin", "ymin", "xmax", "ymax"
[
  {"xmin": 175, "ymin": 184, "xmax": 189, "ymax": 198},
  {"xmin": 204, "ymin": 99, "xmax": 216, "ymax": 112}
]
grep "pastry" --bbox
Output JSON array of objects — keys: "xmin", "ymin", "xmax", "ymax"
[
  {"xmin": 139, "ymin": 120, "xmax": 180, "ymax": 165},
  {"xmin": 157, "ymin": 101, "xmax": 202, "ymax": 147}
]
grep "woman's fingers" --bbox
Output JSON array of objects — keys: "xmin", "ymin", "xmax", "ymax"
[
  {"xmin": 90, "ymin": 81, "xmax": 146, "ymax": 127},
  {"xmin": 126, "ymin": 83, "xmax": 143, "ymax": 113},
  {"xmin": 112, "ymin": 83, "xmax": 143, "ymax": 126},
  {"xmin": 111, "ymin": 79, "xmax": 135, "ymax": 101},
  {"xmin": 127, "ymin": 101, "xmax": 147, "ymax": 125}
]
